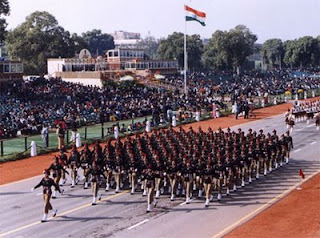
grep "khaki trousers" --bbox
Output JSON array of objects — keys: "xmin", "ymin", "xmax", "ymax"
[
  {"xmin": 115, "ymin": 172, "xmax": 120, "ymax": 188},
  {"xmin": 43, "ymin": 193, "xmax": 52, "ymax": 214},
  {"xmin": 196, "ymin": 176, "xmax": 203, "ymax": 190},
  {"xmin": 71, "ymin": 167, "xmax": 77, "ymax": 182},
  {"xmin": 169, "ymin": 178, "xmax": 177, "ymax": 196},
  {"xmin": 204, "ymin": 183, "xmax": 212, "ymax": 200},
  {"xmin": 83, "ymin": 168, "xmax": 89, "ymax": 182},
  {"xmin": 92, "ymin": 182, "xmax": 98, "ymax": 197},
  {"xmin": 147, "ymin": 185, "xmax": 155, "ymax": 205},
  {"xmin": 249, "ymin": 162, "xmax": 255, "ymax": 178},
  {"xmin": 242, "ymin": 166, "xmax": 248, "ymax": 181},
  {"xmin": 226, "ymin": 173, "xmax": 234, "ymax": 189},
  {"xmin": 58, "ymin": 136, "xmax": 64, "ymax": 150},
  {"xmin": 129, "ymin": 172, "xmax": 136, "ymax": 188},
  {"xmin": 104, "ymin": 170, "xmax": 112, "ymax": 184},
  {"xmin": 61, "ymin": 168, "xmax": 66, "ymax": 180},
  {"xmin": 53, "ymin": 177, "xmax": 60, "ymax": 191},
  {"xmin": 155, "ymin": 177, "xmax": 161, "ymax": 192},
  {"xmin": 214, "ymin": 177, "xmax": 222, "ymax": 193},
  {"xmin": 185, "ymin": 179, "xmax": 192, "ymax": 197}
]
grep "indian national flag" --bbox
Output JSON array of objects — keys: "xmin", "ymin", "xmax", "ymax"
[{"xmin": 185, "ymin": 5, "xmax": 206, "ymax": 26}]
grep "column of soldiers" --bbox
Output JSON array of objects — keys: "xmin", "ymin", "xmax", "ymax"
[
  {"xmin": 287, "ymin": 99, "xmax": 320, "ymax": 130},
  {"xmin": 33, "ymin": 125, "xmax": 294, "ymax": 219}
]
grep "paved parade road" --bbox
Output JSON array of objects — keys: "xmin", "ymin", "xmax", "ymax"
[{"xmin": 0, "ymin": 114, "xmax": 319, "ymax": 238}]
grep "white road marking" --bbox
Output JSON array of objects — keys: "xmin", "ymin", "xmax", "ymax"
[
  {"xmin": 307, "ymin": 124, "xmax": 314, "ymax": 128},
  {"xmin": 127, "ymin": 219, "xmax": 149, "ymax": 230},
  {"xmin": 310, "ymin": 141, "xmax": 317, "ymax": 145},
  {"xmin": 296, "ymin": 128, "xmax": 303, "ymax": 131},
  {"xmin": 293, "ymin": 149, "xmax": 301, "ymax": 153},
  {"xmin": 36, "ymin": 193, "xmax": 42, "ymax": 196}
]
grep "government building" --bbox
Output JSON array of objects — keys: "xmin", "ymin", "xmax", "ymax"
[
  {"xmin": 0, "ymin": 60, "xmax": 24, "ymax": 83},
  {"xmin": 47, "ymin": 48, "xmax": 178, "ymax": 87}
]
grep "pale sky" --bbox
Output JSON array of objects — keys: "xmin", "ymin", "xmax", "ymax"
[{"xmin": 5, "ymin": 0, "xmax": 320, "ymax": 43}]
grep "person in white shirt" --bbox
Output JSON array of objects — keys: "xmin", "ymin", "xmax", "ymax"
[{"xmin": 41, "ymin": 124, "xmax": 49, "ymax": 147}]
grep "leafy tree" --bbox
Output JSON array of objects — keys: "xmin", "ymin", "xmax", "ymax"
[
  {"xmin": 296, "ymin": 36, "xmax": 320, "ymax": 67},
  {"xmin": 203, "ymin": 25, "xmax": 257, "ymax": 74},
  {"xmin": 157, "ymin": 32, "xmax": 203, "ymax": 70},
  {"xmin": 0, "ymin": 0, "xmax": 10, "ymax": 43},
  {"xmin": 6, "ymin": 11, "xmax": 81, "ymax": 74},
  {"xmin": 137, "ymin": 36, "xmax": 160, "ymax": 59},
  {"xmin": 82, "ymin": 29, "xmax": 114, "ymax": 56},
  {"xmin": 71, "ymin": 33, "xmax": 88, "ymax": 54},
  {"xmin": 202, "ymin": 30, "xmax": 229, "ymax": 70},
  {"xmin": 283, "ymin": 40, "xmax": 297, "ymax": 68},
  {"xmin": 261, "ymin": 39, "xmax": 284, "ymax": 68},
  {"xmin": 284, "ymin": 37, "xmax": 320, "ymax": 68}
]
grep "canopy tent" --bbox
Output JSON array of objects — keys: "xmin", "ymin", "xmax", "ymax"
[
  {"xmin": 154, "ymin": 74, "xmax": 166, "ymax": 80},
  {"xmin": 119, "ymin": 75, "xmax": 134, "ymax": 81}
]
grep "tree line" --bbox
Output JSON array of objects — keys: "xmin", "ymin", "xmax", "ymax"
[
  {"xmin": 1, "ymin": 5, "xmax": 319, "ymax": 75},
  {"xmin": 2, "ymin": 10, "xmax": 114, "ymax": 74},
  {"xmin": 158, "ymin": 28, "xmax": 320, "ymax": 73}
]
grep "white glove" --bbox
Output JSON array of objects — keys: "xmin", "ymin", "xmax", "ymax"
[
  {"xmin": 163, "ymin": 172, "xmax": 167, "ymax": 176},
  {"xmin": 31, "ymin": 188, "xmax": 35, "ymax": 192}
]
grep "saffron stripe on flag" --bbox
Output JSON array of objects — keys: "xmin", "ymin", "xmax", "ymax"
[{"xmin": 185, "ymin": 5, "xmax": 206, "ymax": 18}]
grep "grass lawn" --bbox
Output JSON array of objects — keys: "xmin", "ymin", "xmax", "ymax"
[{"xmin": 0, "ymin": 116, "xmax": 151, "ymax": 157}]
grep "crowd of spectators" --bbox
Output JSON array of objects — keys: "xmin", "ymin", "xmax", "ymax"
[
  {"xmin": 0, "ymin": 78, "xmax": 215, "ymax": 139},
  {"xmin": 161, "ymin": 69, "xmax": 320, "ymax": 102},
  {"xmin": 1, "ymin": 69, "xmax": 319, "ymax": 139}
]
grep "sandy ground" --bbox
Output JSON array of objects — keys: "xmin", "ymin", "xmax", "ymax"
[{"xmin": 225, "ymin": 173, "xmax": 320, "ymax": 238}]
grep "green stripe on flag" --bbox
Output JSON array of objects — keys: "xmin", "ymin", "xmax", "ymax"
[{"xmin": 185, "ymin": 16, "xmax": 206, "ymax": 26}]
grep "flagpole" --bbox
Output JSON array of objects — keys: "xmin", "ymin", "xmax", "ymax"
[{"xmin": 184, "ymin": 10, "xmax": 188, "ymax": 95}]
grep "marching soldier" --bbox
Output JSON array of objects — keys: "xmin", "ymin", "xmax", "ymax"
[
  {"xmin": 224, "ymin": 155, "xmax": 234, "ymax": 195},
  {"xmin": 154, "ymin": 157, "xmax": 165, "ymax": 199},
  {"xmin": 280, "ymin": 135, "xmax": 288, "ymax": 166},
  {"xmin": 80, "ymin": 147, "xmax": 92, "ymax": 189},
  {"xmin": 57, "ymin": 149, "xmax": 68, "ymax": 185},
  {"xmin": 145, "ymin": 165, "xmax": 157, "ymax": 212},
  {"xmin": 31, "ymin": 169, "xmax": 62, "ymax": 222},
  {"xmin": 167, "ymin": 160, "xmax": 179, "ymax": 201},
  {"xmin": 103, "ymin": 140, "xmax": 115, "ymax": 192},
  {"xmin": 195, "ymin": 157, "xmax": 205, "ymax": 198},
  {"xmin": 315, "ymin": 112, "xmax": 320, "ymax": 130},
  {"xmin": 47, "ymin": 156, "xmax": 68, "ymax": 198},
  {"xmin": 285, "ymin": 131, "xmax": 293, "ymax": 163},
  {"xmin": 214, "ymin": 158, "xmax": 224, "ymax": 201},
  {"xmin": 114, "ymin": 152, "xmax": 123, "ymax": 193},
  {"xmin": 67, "ymin": 145, "xmax": 80, "ymax": 188},
  {"xmin": 127, "ymin": 152, "xmax": 139, "ymax": 195},
  {"xmin": 84, "ymin": 161, "xmax": 107, "ymax": 205},
  {"xmin": 247, "ymin": 146, "xmax": 256, "ymax": 183},
  {"xmin": 181, "ymin": 160, "xmax": 194, "ymax": 204},
  {"xmin": 203, "ymin": 162, "xmax": 214, "ymax": 207}
]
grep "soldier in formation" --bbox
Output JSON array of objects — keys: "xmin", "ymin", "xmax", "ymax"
[{"xmin": 36, "ymin": 126, "xmax": 293, "ymax": 213}]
